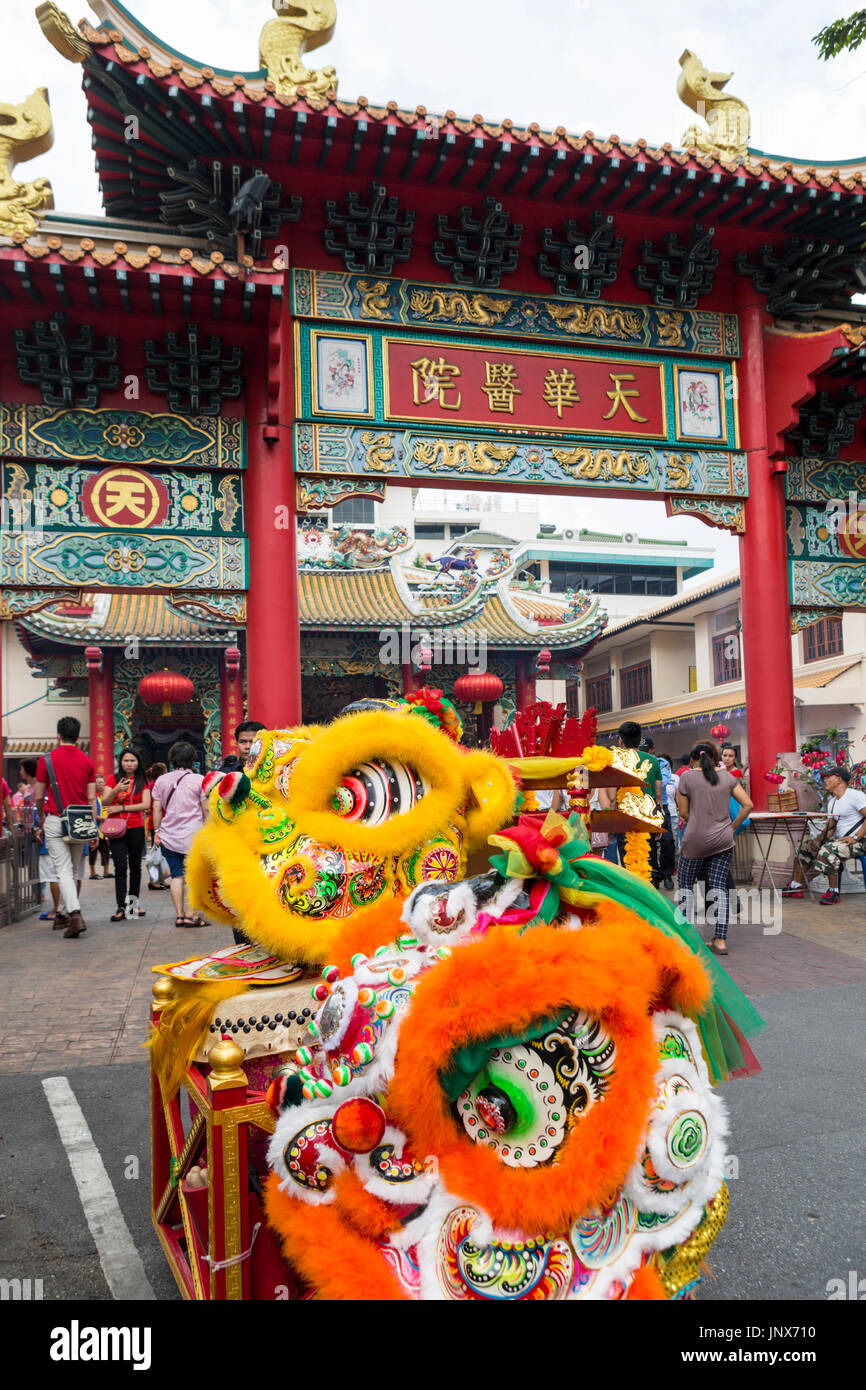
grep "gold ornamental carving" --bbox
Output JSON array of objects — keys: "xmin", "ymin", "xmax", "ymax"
[
  {"xmin": 552, "ymin": 445, "xmax": 650, "ymax": 483},
  {"xmin": 546, "ymin": 301, "xmax": 643, "ymax": 339},
  {"xmin": 407, "ymin": 287, "xmax": 513, "ymax": 327},
  {"xmin": 259, "ymin": 0, "xmax": 338, "ymax": 100},
  {"xmin": 0, "ymin": 86, "xmax": 54, "ymax": 236},
  {"xmin": 356, "ymin": 279, "xmax": 391, "ymax": 319},
  {"xmin": 664, "ymin": 453, "xmax": 694, "ymax": 490},
  {"xmin": 412, "ymin": 438, "xmax": 517, "ymax": 476},
  {"xmin": 677, "ymin": 50, "xmax": 750, "ymax": 160},
  {"xmin": 360, "ymin": 430, "xmax": 396, "ymax": 472},
  {"xmin": 36, "ymin": 3, "xmax": 92, "ymax": 63}
]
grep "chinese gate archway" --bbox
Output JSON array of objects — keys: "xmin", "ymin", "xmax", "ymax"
[{"xmin": 2, "ymin": 3, "xmax": 866, "ymax": 806}]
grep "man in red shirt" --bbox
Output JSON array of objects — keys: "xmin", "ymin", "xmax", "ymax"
[{"xmin": 34, "ymin": 716, "xmax": 98, "ymax": 938}]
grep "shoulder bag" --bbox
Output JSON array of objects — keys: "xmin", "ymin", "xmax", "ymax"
[{"xmin": 44, "ymin": 752, "xmax": 98, "ymax": 843}]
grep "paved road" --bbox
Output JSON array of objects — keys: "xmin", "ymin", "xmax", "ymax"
[{"xmin": 1, "ymin": 877, "xmax": 864, "ymax": 1301}]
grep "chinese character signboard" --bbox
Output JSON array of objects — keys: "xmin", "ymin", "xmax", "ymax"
[
  {"xmin": 294, "ymin": 289, "xmax": 742, "ymax": 498},
  {"xmin": 383, "ymin": 340, "xmax": 668, "ymax": 436}
]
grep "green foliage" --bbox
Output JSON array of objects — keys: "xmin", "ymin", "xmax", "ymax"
[{"xmin": 813, "ymin": 10, "xmax": 866, "ymax": 60}]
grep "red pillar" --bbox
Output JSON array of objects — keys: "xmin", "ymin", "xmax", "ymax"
[
  {"xmin": 87, "ymin": 648, "xmax": 114, "ymax": 775},
  {"xmin": 515, "ymin": 657, "xmax": 536, "ymax": 711},
  {"xmin": 401, "ymin": 663, "xmax": 417, "ymax": 695},
  {"xmin": 736, "ymin": 290, "xmax": 796, "ymax": 809},
  {"xmin": 219, "ymin": 648, "xmax": 245, "ymax": 758},
  {"xmin": 244, "ymin": 290, "xmax": 302, "ymax": 727}
]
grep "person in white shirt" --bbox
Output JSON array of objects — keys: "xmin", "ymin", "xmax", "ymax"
[{"xmin": 785, "ymin": 766, "xmax": 866, "ymax": 904}]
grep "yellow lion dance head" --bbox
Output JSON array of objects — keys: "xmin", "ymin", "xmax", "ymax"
[{"xmin": 187, "ymin": 704, "xmax": 516, "ymax": 968}]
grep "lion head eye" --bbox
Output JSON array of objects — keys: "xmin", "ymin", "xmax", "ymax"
[
  {"xmin": 330, "ymin": 761, "xmax": 426, "ymax": 824},
  {"xmin": 453, "ymin": 1012, "xmax": 616, "ymax": 1169}
]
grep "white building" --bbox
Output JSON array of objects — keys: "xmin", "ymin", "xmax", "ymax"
[{"xmin": 577, "ymin": 571, "xmax": 866, "ymax": 768}]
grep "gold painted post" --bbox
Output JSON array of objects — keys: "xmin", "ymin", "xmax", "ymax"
[{"xmin": 206, "ymin": 1037, "xmax": 251, "ymax": 1300}]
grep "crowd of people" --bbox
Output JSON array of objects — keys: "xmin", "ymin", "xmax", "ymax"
[
  {"xmin": 2, "ymin": 715, "xmax": 265, "ymax": 939},
  {"xmin": 5, "ymin": 712, "xmax": 864, "ymax": 946}
]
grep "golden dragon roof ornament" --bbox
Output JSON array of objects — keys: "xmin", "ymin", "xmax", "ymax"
[
  {"xmin": 260, "ymin": 0, "xmax": 338, "ymax": 100},
  {"xmin": 0, "ymin": 85, "xmax": 54, "ymax": 237},
  {"xmin": 36, "ymin": 2, "xmax": 92, "ymax": 62},
  {"xmin": 677, "ymin": 50, "xmax": 750, "ymax": 160}
]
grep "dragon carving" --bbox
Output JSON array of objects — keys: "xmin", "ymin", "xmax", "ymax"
[
  {"xmin": 677, "ymin": 50, "xmax": 750, "ymax": 159},
  {"xmin": 546, "ymin": 302, "xmax": 643, "ymax": 338},
  {"xmin": 412, "ymin": 439, "xmax": 517, "ymax": 475},
  {"xmin": 0, "ymin": 87, "xmax": 54, "ymax": 236},
  {"xmin": 553, "ymin": 447, "xmax": 650, "ymax": 482},
  {"xmin": 665, "ymin": 454, "xmax": 695, "ymax": 491},
  {"xmin": 356, "ymin": 280, "xmax": 392, "ymax": 320},
  {"xmin": 259, "ymin": 0, "xmax": 338, "ymax": 100},
  {"xmin": 408, "ymin": 288, "xmax": 512, "ymax": 327},
  {"xmin": 360, "ymin": 430, "xmax": 396, "ymax": 472}
]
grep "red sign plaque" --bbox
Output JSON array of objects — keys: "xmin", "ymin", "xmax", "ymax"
[
  {"xmin": 81, "ymin": 466, "xmax": 170, "ymax": 530},
  {"xmin": 383, "ymin": 338, "xmax": 667, "ymax": 437}
]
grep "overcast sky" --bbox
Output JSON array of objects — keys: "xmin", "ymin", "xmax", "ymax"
[{"xmin": 4, "ymin": 0, "xmax": 864, "ymax": 574}]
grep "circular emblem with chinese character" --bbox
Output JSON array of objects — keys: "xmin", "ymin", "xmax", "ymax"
[
  {"xmin": 82, "ymin": 467, "xmax": 169, "ymax": 530},
  {"xmin": 837, "ymin": 513, "xmax": 866, "ymax": 561}
]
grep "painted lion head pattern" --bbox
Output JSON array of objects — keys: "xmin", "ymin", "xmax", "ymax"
[{"xmin": 264, "ymin": 873, "xmax": 730, "ymax": 1301}]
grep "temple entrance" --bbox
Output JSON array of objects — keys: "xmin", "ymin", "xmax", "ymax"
[
  {"xmin": 135, "ymin": 726, "xmax": 207, "ymax": 774},
  {"xmin": 301, "ymin": 672, "xmax": 389, "ymax": 725}
]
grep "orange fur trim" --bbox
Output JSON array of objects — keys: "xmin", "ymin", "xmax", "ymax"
[
  {"xmin": 388, "ymin": 904, "xmax": 710, "ymax": 1236},
  {"xmin": 264, "ymin": 1172, "xmax": 407, "ymax": 1301},
  {"xmin": 626, "ymin": 1263, "xmax": 669, "ymax": 1300},
  {"xmin": 329, "ymin": 899, "xmax": 407, "ymax": 975},
  {"xmin": 333, "ymin": 1170, "xmax": 405, "ymax": 1240}
]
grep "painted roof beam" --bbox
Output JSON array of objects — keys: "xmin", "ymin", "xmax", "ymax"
[
  {"xmin": 624, "ymin": 163, "xmax": 670, "ymax": 210},
  {"xmin": 530, "ymin": 148, "xmax": 567, "ymax": 198},
  {"xmin": 373, "ymin": 122, "xmax": 395, "ymax": 177},
  {"xmin": 318, "ymin": 114, "xmax": 338, "ymax": 169},
  {"xmin": 400, "ymin": 126, "xmax": 428, "ymax": 180},
  {"xmin": 346, "ymin": 119, "xmax": 368, "ymax": 174},
  {"xmin": 48, "ymin": 263, "xmax": 71, "ymax": 307},
  {"xmin": 451, "ymin": 137, "xmax": 483, "ymax": 187},
  {"xmin": 425, "ymin": 131, "xmax": 456, "ymax": 183},
  {"xmin": 504, "ymin": 144, "xmax": 540, "ymax": 194},
  {"xmin": 479, "ymin": 142, "xmax": 509, "ymax": 191}
]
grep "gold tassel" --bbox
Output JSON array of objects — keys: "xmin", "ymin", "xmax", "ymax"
[{"xmin": 146, "ymin": 977, "xmax": 243, "ymax": 1097}]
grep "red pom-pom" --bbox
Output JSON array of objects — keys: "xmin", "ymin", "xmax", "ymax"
[
  {"xmin": 332, "ymin": 1097, "xmax": 387, "ymax": 1154},
  {"xmin": 219, "ymin": 771, "xmax": 242, "ymax": 799}
]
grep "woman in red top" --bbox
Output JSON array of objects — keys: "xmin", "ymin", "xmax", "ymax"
[{"xmin": 103, "ymin": 747, "xmax": 151, "ymax": 921}]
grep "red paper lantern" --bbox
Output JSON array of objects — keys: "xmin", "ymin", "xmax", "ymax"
[
  {"xmin": 84, "ymin": 645, "xmax": 103, "ymax": 674},
  {"xmin": 536, "ymin": 647, "xmax": 552, "ymax": 674},
  {"xmin": 138, "ymin": 670, "xmax": 195, "ymax": 718},
  {"xmin": 453, "ymin": 671, "xmax": 504, "ymax": 713},
  {"xmin": 710, "ymin": 724, "xmax": 730, "ymax": 739},
  {"xmin": 224, "ymin": 645, "xmax": 241, "ymax": 676}
]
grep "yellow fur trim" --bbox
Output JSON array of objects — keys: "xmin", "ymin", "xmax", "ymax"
[
  {"xmin": 187, "ymin": 710, "xmax": 516, "ymax": 963},
  {"xmin": 285, "ymin": 710, "xmax": 470, "ymax": 858},
  {"xmin": 461, "ymin": 750, "xmax": 518, "ymax": 849}
]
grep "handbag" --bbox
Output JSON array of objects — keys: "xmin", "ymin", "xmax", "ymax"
[
  {"xmin": 44, "ymin": 752, "xmax": 98, "ymax": 843},
  {"xmin": 101, "ymin": 817, "xmax": 128, "ymax": 839}
]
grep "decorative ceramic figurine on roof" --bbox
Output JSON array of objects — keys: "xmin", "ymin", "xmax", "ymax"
[{"xmin": 263, "ymin": 812, "xmax": 763, "ymax": 1300}]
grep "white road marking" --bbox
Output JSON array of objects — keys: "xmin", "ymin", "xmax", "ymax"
[{"xmin": 41, "ymin": 1075, "xmax": 156, "ymax": 1301}]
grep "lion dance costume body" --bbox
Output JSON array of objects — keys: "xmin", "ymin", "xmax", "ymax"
[{"xmin": 149, "ymin": 693, "xmax": 762, "ymax": 1300}]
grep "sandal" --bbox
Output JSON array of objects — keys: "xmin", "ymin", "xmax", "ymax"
[
  {"xmin": 175, "ymin": 916, "xmax": 203, "ymax": 928},
  {"xmin": 110, "ymin": 910, "xmax": 126, "ymax": 921}
]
